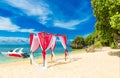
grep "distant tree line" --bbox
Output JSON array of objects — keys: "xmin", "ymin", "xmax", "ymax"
[{"xmin": 70, "ymin": 0, "xmax": 120, "ymax": 49}]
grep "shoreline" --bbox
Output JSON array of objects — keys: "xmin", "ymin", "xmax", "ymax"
[
  {"xmin": 0, "ymin": 49, "xmax": 83, "ymax": 66},
  {"xmin": 0, "ymin": 47, "xmax": 120, "ymax": 78}
]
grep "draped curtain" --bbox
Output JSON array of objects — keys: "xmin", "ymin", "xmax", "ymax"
[
  {"xmin": 59, "ymin": 35, "xmax": 69, "ymax": 56},
  {"xmin": 59, "ymin": 35, "xmax": 67, "ymax": 49},
  {"xmin": 50, "ymin": 35, "xmax": 56, "ymax": 51},
  {"xmin": 30, "ymin": 34, "xmax": 40, "ymax": 65},
  {"xmin": 38, "ymin": 32, "xmax": 52, "ymax": 67},
  {"xmin": 30, "ymin": 34, "xmax": 40, "ymax": 52},
  {"xmin": 49, "ymin": 35, "xmax": 56, "ymax": 59}
]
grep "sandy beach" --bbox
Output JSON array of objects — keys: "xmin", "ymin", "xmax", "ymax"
[{"xmin": 0, "ymin": 47, "xmax": 120, "ymax": 78}]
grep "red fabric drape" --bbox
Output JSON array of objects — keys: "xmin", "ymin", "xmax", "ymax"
[
  {"xmin": 38, "ymin": 32, "xmax": 52, "ymax": 60},
  {"xmin": 30, "ymin": 34, "xmax": 40, "ymax": 52},
  {"xmin": 30, "ymin": 34, "xmax": 34, "ymax": 48},
  {"xmin": 60, "ymin": 35, "xmax": 69, "ymax": 56},
  {"xmin": 62, "ymin": 35, "xmax": 67, "ymax": 46}
]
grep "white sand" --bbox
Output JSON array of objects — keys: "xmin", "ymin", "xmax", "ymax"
[{"xmin": 0, "ymin": 47, "xmax": 120, "ymax": 78}]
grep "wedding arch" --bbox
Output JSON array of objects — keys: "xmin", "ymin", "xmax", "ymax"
[{"xmin": 30, "ymin": 32, "xmax": 69, "ymax": 68}]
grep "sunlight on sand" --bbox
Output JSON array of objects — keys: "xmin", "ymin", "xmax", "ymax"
[{"xmin": 0, "ymin": 47, "xmax": 120, "ymax": 78}]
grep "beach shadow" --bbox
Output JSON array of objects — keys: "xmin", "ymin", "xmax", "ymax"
[
  {"xmin": 48, "ymin": 57, "xmax": 81, "ymax": 68},
  {"xmin": 108, "ymin": 51, "xmax": 120, "ymax": 57}
]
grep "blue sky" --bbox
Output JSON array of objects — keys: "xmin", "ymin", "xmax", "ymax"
[{"xmin": 0, "ymin": 0, "xmax": 96, "ymax": 44}]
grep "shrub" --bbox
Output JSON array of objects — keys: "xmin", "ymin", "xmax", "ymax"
[
  {"xmin": 70, "ymin": 36, "xmax": 85, "ymax": 49},
  {"xmin": 110, "ymin": 42, "xmax": 116, "ymax": 49},
  {"xmin": 94, "ymin": 41, "xmax": 102, "ymax": 48},
  {"xmin": 85, "ymin": 34, "xmax": 94, "ymax": 46}
]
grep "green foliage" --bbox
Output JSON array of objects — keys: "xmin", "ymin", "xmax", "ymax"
[
  {"xmin": 94, "ymin": 41, "xmax": 102, "ymax": 48},
  {"xmin": 70, "ymin": 36, "xmax": 85, "ymax": 49},
  {"xmin": 110, "ymin": 42, "xmax": 116, "ymax": 49},
  {"xmin": 91, "ymin": 0, "xmax": 120, "ymax": 48},
  {"xmin": 85, "ymin": 34, "xmax": 94, "ymax": 46},
  {"xmin": 73, "ymin": 36, "xmax": 84, "ymax": 44},
  {"xmin": 85, "ymin": 30, "xmax": 99, "ymax": 46},
  {"xmin": 110, "ymin": 14, "xmax": 120, "ymax": 34},
  {"xmin": 71, "ymin": 0, "xmax": 120, "ymax": 49}
]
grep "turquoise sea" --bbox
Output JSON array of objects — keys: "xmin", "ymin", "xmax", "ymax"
[{"xmin": 0, "ymin": 42, "xmax": 72, "ymax": 63}]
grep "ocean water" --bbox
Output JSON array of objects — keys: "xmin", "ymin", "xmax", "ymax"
[{"xmin": 0, "ymin": 42, "xmax": 72, "ymax": 63}]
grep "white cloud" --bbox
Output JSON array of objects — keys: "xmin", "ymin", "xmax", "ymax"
[
  {"xmin": 5, "ymin": 0, "xmax": 52, "ymax": 24},
  {"xmin": 0, "ymin": 36, "xmax": 29, "ymax": 44},
  {"xmin": 54, "ymin": 16, "xmax": 91, "ymax": 30},
  {"xmin": 0, "ymin": 17, "xmax": 19, "ymax": 32},
  {"xmin": 0, "ymin": 16, "xmax": 36, "ymax": 33},
  {"xmin": 54, "ymin": 20, "xmax": 79, "ymax": 30}
]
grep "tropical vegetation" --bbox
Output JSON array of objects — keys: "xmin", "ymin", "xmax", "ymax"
[
  {"xmin": 70, "ymin": 36, "xmax": 85, "ymax": 49},
  {"xmin": 71, "ymin": 0, "xmax": 120, "ymax": 49}
]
